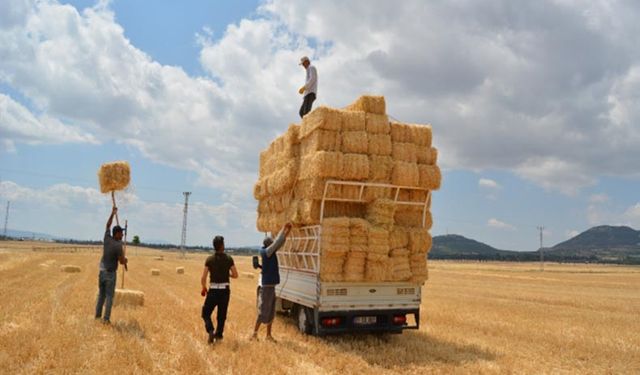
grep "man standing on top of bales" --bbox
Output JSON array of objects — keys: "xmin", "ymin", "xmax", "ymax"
[
  {"xmin": 298, "ymin": 56, "xmax": 318, "ymax": 118},
  {"xmin": 250, "ymin": 223, "xmax": 293, "ymax": 341},
  {"xmin": 95, "ymin": 206, "xmax": 128, "ymax": 324},
  {"xmin": 201, "ymin": 235, "xmax": 238, "ymax": 344}
]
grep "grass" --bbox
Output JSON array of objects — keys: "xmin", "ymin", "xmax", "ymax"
[{"xmin": 0, "ymin": 241, "xmax": 639, "ymax": 374}]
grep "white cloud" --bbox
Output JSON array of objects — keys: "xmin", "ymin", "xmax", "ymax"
[
  {"xmin": 478, "ymin": 178, "xmax": 501, "ymax": 190},
  {"xmin": 487, "ymin": 218, "xmax": 516, "ymax": 231},
  {"xmin": 589, "ymin": 193, "xmax": 610, "ymax": 204},
  {"xmin": 0, "ymin": 180, "xmax": 259, "ymax": 246}
]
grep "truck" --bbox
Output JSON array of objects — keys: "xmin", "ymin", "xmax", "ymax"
[{"xmin": 271, "ymin": 180, "xmax": 431, "ymax": 335}]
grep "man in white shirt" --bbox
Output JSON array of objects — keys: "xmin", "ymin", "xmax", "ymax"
[{"xmin": 298, "ymin": 56, "xmax": 318, "ymax": 118}]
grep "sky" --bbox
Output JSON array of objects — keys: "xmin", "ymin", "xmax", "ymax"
[{"xmin": 1, "ymin": 0, "xmax": 640, "ymax": 250}]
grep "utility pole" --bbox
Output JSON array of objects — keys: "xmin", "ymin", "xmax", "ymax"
[
  {"xmin": 3, "ymin": 201, "xmax": 9, "ymax": 238},
  {"xmin": 537, "ymin": 225, "xmax": 545, "ymax": 271},
  {"xmin": 180, "ymin": 192, "xmax": 191, "ymax": 258}
]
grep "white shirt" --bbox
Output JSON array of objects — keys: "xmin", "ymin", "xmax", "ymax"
[{"xmin": 304, "ymin": 64, "xmax": 318, "ymax": 95}]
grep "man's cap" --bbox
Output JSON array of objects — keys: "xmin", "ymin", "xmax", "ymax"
[
  {"xmin": 263, "ymin": 236, "xmax": 273, "ymax": 248},
  {"xmin": 112, "ymin": 225, "xmax": 124, "ymax": 235},
  {"xmin": 299, "ymin": 56, "xmax": 310, "ymax": 65}
]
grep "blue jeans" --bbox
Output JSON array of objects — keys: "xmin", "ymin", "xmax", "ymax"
[{"xmin": 95, "ymin": 270, "xmax": 117, "ymax": 321}]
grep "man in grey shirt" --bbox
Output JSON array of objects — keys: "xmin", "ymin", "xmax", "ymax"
[
  {"xmin": 95, "ymin": 206, "xmax": 127, "ymax": 324},
  {"xmin": 298, "ymin": 56, "xmax": 318, "ymax": 118}
]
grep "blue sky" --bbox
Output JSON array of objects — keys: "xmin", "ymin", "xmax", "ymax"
[{"xmin": 1, "ymin": 0, "xmax": 640, "ymax": 249}]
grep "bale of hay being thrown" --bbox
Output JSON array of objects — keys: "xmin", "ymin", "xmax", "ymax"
[
  {"xmin": 114, "ymin": 289, "xmax": 145, "ymax": 307},
  {"xmin": 151, "ymin": 269, "xmax": 160, "ymax": 276},
  {"xmin": 345, "ymin": 95, "xmax": 386, "ymax": 115},
  {"xmin": 60, "ymin": 265, "xmax": 81, "ymax": 273},
  {"xmin": 176, "ymin": 267, "xmax": 185, "ymax": 274},
  {"xmin": 98, "ymin": 161, "xmax": 131, "ymax": 193}
]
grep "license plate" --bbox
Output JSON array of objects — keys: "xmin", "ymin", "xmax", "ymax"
[{"xmin": 353, "ymin": 316, "xmax": 377, "ymax": 325}]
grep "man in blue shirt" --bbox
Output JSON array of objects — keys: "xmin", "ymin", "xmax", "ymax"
[{"xmin": 251, "ymin": 223, "xmax": 292, "ymax": 341}]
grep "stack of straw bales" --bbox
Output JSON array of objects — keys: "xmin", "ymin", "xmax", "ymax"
[{"xmin": 254, "ymin": 95, "xmax": 440, "ymax": 284}]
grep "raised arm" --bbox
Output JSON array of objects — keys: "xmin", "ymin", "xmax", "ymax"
[
  {"xmin": 265, "ymin": 223, "xmax": 292, "ymax": 257},
  {"xmin": 106, "ymin": 207, "xmax": 117, "ymax": 232}
]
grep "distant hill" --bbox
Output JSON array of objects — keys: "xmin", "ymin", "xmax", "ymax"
[
  {"xmin": 546, "ymin": 225, "xmax": 640, "ymax": 264},
  {"xmin": 430, "ymin": 234, "xmax": 536, "ymax": 261}
]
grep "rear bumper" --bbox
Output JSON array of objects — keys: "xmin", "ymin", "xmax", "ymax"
[{"xmin": 314, "ymin": 308, "xmax": 420, "ymax": 335}]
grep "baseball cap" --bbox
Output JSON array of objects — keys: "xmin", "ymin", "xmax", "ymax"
[{"xmin": 299, "ymin": 56, "xmax": 310, "ymax": 65}]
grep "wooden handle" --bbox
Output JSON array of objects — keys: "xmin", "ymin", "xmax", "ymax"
[{"xmin": 111, "ymin": 191, "xmax": 120, "ymax": 226}]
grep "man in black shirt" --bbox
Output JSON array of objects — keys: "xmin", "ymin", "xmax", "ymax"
[
  {"xmin": 201, "ymin": 235, "xmax": 238, "ymax": 343},
  {"xmin": 95, "ymin": 206, "xmax": 127, "ymax": 323}
]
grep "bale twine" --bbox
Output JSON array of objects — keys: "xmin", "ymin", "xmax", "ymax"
[
  {"xmin": 176, "ymin": 267, "xmax": 185, "ymax": 274},
  {"xmin": 114, "ymin": 289, "xmax": 145, "ymax": 307},
  {"xmin": 365, "ymin": 113, "xmax": 390, "ymax": 134},
  {"xmin": 341, "ymin": 131, "xmax": 369, "ymax": 154},
  {"xmin": 151, "ymin": 269, "xmax": 160, "ymax": 276},
  {"xmin": 60, "ymin": 265, "xmax": 81, "ymax": 273},
  {"xmin": 345, "ymin": 95, "xmax": 386, "ymax": 115},
  {"xmin": 98, "ymin": 161, "xmax": 131, "ymax": 193}
]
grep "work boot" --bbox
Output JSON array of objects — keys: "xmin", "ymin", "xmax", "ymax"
[{"xmin": 207, "ymin": 331, "xmax": 215, "ymax": 344}]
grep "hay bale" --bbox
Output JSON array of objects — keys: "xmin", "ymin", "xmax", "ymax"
[
  {"xmin": 343, "ymin": 154, "xmax": 370, "ymax": 180},
  {"xmin": 368, "ymin": 134, "xmax": 392, "ymax": 156},
  {"xmin": 390, "ymin": 248, "xmax": 410, "ymax": 257},
  {"xmin": 176, "ymin": 267, "xmax": 185, "ymax": 274},
  {"xmin": 320, "ymin": 256, "xmax": 345, "ymax": 281},
  {"xmin": 390, "ymin": 253, "xmax": 412, "ymax": 281},
  {"xmin": 418, "ymin": 164, "xmax": 442, "ymax": 190},
  {"xmin": 60, "ymin": 265, "xmax": 81, "ymax": 273},
  {"xmin": 366, "ymin": 113, "xmax": 390, "ymax": 134},
  {"xmin": 300, "ymin": 151, "xmax": 343, "ymax": 179},
  {"xmin": 416, "ymin": 147, "xmax": 438, "ymax": 165},
  {"xmin": 345, "ymin": 95, "xmax": 386, "ymax": 115},
  {"xmin": 295, "ymin": 179, "xmax": 342, "ymax": 200},
  {"xmin": 341, "ymin": 110, "xmax": 366, "ymax": 131},
  {"xmin": 350, "ymin": 218, "xmax": 369, "ymax": 238},
  {"xmin": 390, "ymin": 122, "xmax": 410, "ymax": 142},
  {"xmin": 300, "ymin": 129, "xmax": 341, "ymax": 155},
  {"xmin": 395, "ymin": 207, "xmax": 432, "ymax": 228},
  {"xmin": 342, "ymin": 131, "xmax": 369, "ymax": 154},
  {"xmin": 151, "ymin": 269, "xmax": 160, "ymax": 276},
  {"xmin": 411, "ymin": 124, "xmax": 432, "ymax": 146},
  {"xmin": 114, "ymin": 289, "xmax": 144, "ymax": 307},
  {"xmin": 367, "ymin": 199, "xmax": 396, "ymax": 229},
  {"xmin": 362, "ymin": 186, "xmax": 391, "ymax": 202},
  {"xmin": 392, "ymin": 161, "xmax": 419, "ymax": 187},
  {"xmin": 321, "ymin": 217, "xmax": 350, "ymax": 247},
  {"xmin": 341, "ymin": 185, "xmax": 362, "ymax": 200},
  {"xmin": 242, "ymin": 272, "xmax": 255, "ymax": 279},
  {"xmin": 390, "ymin": 227, "xmax": 410, "ymax": 249},
  {"xmin": 154, "ymin": 256, "xmax": 164, "ymax": 261},
  {"xmin": 268, "ymin": 159, "xmax": 298, "ymax": 194},
  {"xmin": 410, "ymin": 253, "xmax": 428, "ymax": 284},
  {"xmin": 392, "ymin": 142, "xmax": 417, "ymax": 163},
  {"xmin": 300, "ymin": 106, "xmax": 342, "ymax": 137},
  {"xmin": 98, "ymin": 161, "xmax": 130, "ymax": 193},
  {"xmin": 298, "ymin": 200, "xmax": 321, "ymax": 224},
  {"xmin": 369, "ymin": 155, "xmax": 393, "ymax": 182},
  {"xmin": 365, "ymin": 257, "xmax": 390, "ymax": 281},
  {"xmin": 343, "ymin": 251, "xmax": 366, "ymax": 281},
  {"xmin": 408, "ymin": 228, "xmax": 433, "ymax": 254}
]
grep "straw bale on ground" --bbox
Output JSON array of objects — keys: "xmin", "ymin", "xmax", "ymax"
[
  {"xmin": 390, "ymin": 227, "xmax": 410, "ymax": 249},
  {"xmin": 242, "ymin": 272, "xmax": 255, "ymax": 279},
  {"xmin": 343, "ymin": 154, "xmax": 369, "ymax": 180},
  {"xmin": 98, "ymin": 161, "xmax": 130, "ymax": 193},
  {"xmin": 392, "ymin": 142, "xmax": 417, "ymax": 163},
  {"xmin": 300, "ymin": 106, "xmax": 342, "ymax": 137},
  {"xmin": 300, "ymin": 130, "xmax": 341, "ymax": 154},
  {"xmin": 300, "ymin": 152, "xmax": 343, "ymax": 179},
  {"xmin": 392, "ymin": 161, "xmax": 419, "ymax": 187},
  {"xmin": 341, "ymin": 110, "xmax": 366, "ymax": 131},
  {"xmin": 416, "ymin": 147, "xmax": 438, "ymax": 165},
  {"xmin": 366, "ymin": 199, "xmax": 396, "ymax": 229},
  {"xmin": 176, "ymin": 267, "xmax": 185, "ymax": 274},
  {"xmin": 369, "ymin": 155, "xmax": 393, "ymax": 182},
  {"xmin": 151, "ymin": 269, "xmax": 160, "ymax": 276},
  {"xmin": 365, "ymin": 113, "xmax": 390, "ymax": 134},
  {"xmin": 60, "ymin": 265, "xmax": 81, "ymax": 273},
  {"xmin": 408, "ymin": 228, "xmax": 433, "ymax": 254},
  {"xmin": 114, "ymin": 289, "xmax": 144, "ymax": 307},
  {"xmin": 346, "ymin": 95, "xmax": 386, "ymax": 115},
  {"xmin": 368, "ymin": 134, "xmax": 392, "ymax": 156},
  {"xmin": 418, "ymin": 164, "xmax": 442, "ymax": 190},
  {"xmin": 342, "ymin": 131, "xmax": 368, "ymax": 154}
]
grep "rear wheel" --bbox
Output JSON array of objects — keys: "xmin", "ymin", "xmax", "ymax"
[{"xmin": 295, "ymin": 305, "xmax": 312, "ymax": 334}]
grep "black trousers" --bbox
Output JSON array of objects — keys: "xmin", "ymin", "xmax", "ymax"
[
  {"xmin": 201, "ymin": 288, "xmax": 230, "ymax": 337},
  {"xmin": 299, "ymin": 93, "xmax": 316, "ymax": 118}
]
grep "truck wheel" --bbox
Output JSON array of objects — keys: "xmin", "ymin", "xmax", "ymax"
[{"xmin": 296, "ymin": 305, "xmax": 312, "ymax": 334}]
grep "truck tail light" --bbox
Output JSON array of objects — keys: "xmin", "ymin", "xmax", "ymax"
[
  {"xmin": 392, "ymin": 314, "xmax": 406, "ymax": 325},
  {"xmin": 321, "ymin": 317, "xmax": 342, "ymax": 327}
]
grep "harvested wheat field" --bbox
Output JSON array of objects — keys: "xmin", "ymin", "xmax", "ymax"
[{"xmin": 0, "ymin": 241, "xmax": 638, "ymax": 374}]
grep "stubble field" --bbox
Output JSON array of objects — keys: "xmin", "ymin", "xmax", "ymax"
[{"xmin": 1, "ymin": 241, "xmax": 639, "ymax": 374}]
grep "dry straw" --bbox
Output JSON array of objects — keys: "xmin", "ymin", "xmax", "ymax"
[
  {"xmin": 341, "ymin": 110, "xmax": 366, "ymax": 131},
  {"xmin": 395, "ymin": 206, "xmax": 432, "ymax": 228},
  {"xmin": 392, "ymin": 142, "xmax": 417, "ymax": 163},
  {"xmin": 345, "ymin": 95, "xmax": 386, "ymax": 115},
  {"xmin": 176, "ymin": 267, "xmax": 185, "ymax": 274},
  {"xmin": 343, "ymin": 154, "xmax": 370, "ymax": 180},
  {"xmin": 416, "ymin": 147, "xmax": 438, "ymax": 165},
  {"xmin": 408, "ymin": 228, "xmax": 433, "ymax": 254},
  {"xmin": 390, "ymin": 122, "xmax": 409, "ymax": 142},
  {"xmin": 342, "ymin": 131, "xmax": 369, "ymax": 154},
  {"xmin": 367, "ymin": 199, "xmax": 396, "ymax": 229},
  {"xmin": 411, "ymin": 124, "xmax": 432, "ymax": 146},
  {"xmin": 365, "ymin": 257, "xmax": 390, "ymax": 282},
  {"xmin": 365, "ymin": 113, "xmax": 390, "ymax": 134},
  {"xmin": 114, "ymin": 289, "xmax": 144, "ymax": 307},
  {"xmin": 300, "ymin": 130, "xmax": 341, "ymax": 155},
  {"xmin": 390, "ymin": 227, "xmax": 410, "ymax": 249},
  {"xmin": 300, "ymin": 151, "xmax": 343, "ymax": 179},
  {"xmin": 300, "ymin": 106, "xmax": 342, "ymax": 137},
  {"xmin": 60, "ymin": 265, "xmax": 81, "ymax": 273},
  {"xmin": 98, "ymin": 161, "xmax": 130, "ymax": 193},
  {"xmin": 368, "ymin": 134, "xmax": 392, "ymax": 156},
  {"xmin": 392, "ymin": 161, "xmax": 419, "ymax": 187},
  {"xmin": 151, "ymin": 269, "xmax": 161, "ymax": 276},
  {"xmin": 369, "ymin": 155, "xmax": 393, "ymax": 182},
  {"xmin": 418, "ymin": 164, "xmax": 442, "ymax": 190}
]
